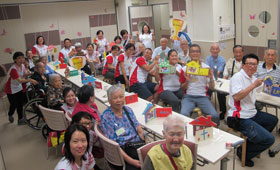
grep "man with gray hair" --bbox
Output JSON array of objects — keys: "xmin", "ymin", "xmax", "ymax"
[
  {"xmin": 30, "ymin": 61, "xmax": 48, "ymax": 92},
  {"xmin": 152, "ymin": 37, "xmax": 170, "ymax": 60},
  {"xmin": 142, "ymin": 115, "xmax": 193, "ymax": 170}
]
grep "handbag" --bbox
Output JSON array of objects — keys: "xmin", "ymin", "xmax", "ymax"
[{"xmin": 121, "ymin": 106, "xmax": 146, "ymax": 159}]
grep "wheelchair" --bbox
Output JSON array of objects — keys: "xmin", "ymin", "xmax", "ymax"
[{"xmin": 23, "ymin": 84, "xmax": 47, "ymax": 130}]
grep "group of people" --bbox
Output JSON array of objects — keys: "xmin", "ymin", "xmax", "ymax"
[{"xmin": 4, "ymin": 22, "xmax": 280, "ymax": 169}]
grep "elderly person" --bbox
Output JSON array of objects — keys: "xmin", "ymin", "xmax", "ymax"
[
  {"xmin": 180, "ymin": 44, "xmax": 219, "ymax": 126},
  {"xmin": 155, "ymin": 49, "xmax": 183, "ymax": 112},
  {"xmin": 142, "ymin": 115, "xmax": 193, "ymax": 170},
  {"xmin": 47, "ymin": 74, "xmax": 64, "ymax": 110},
  {"xmin": 26, "ymin": 49, "xmax": 35, "ymax": 71},
  {"xmin": 38, "ymin": 56, "xmax": 55, "ymax": 76},
  {"xmin": 99, "ymin": 85, "xmax": 145, "ymax": 170},
  {"xmin": 178, "ymin": 40, "xmax": 191, "ymax": 66},
  {"xmin": 227, "ymin": 53, "xmax": 278, "ymax": 167},
  {"xmin": 130, "ymin": 48, "xmax": 160, "ymax": 102},
  {"xmin": 206, "ymin": 43, "xmax": 226, "ymax": 120},
  {"xmin": 30, "ymin": 61, "xmax": 48, "ymax": 93},
  {"xmin": 5, "ymin": 51, "xmax": 38, "ymax": 125},
  {"xmin": 72, "ymin": 84, "xmax": 100, "ymax": 121},
  {"xmin": 152, "ymin": 37, "xmax": 170, "ymax": 60},
  {"xmin": 223, "ymin": 45, "xmax": 244, "ymax": 79}
]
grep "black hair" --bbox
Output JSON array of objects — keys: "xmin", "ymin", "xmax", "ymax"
[
  {"xmin": 96, "ymin": 30, "xmax": 104, "ymax": 36},
  {"xmin": 13, "ymin": 51, "xmax": 24, "ymax": 61},
  {"xmin": 145, "ymin": 48, "xmax": 152, "ymax": 53},
  {"xmin": 24, "ymin": 58, "xmax": 29, "ymax": 62},
  {"xmin": 111, "ymin": 45, "xmax": 120, "ymax": 51},
  {"xmin": 124, "ymin": 43, "xmax": 135, "ymax": 51},
  {"xmin": 36, "ymin": 35, "xmax": 45, "ymax": 45},
  {"xmin": 120, "ymin": 29, "xmax": 128, "ymax": 37},
  {"xmin": 114, "ymin": 35, "xmax": 122, "ymax": 42},
  {"xmin": 25, "ymin": 49, "xmax": 32, "ymax": 56},
  {"xmin": 142, "ymin": 24, "xmax": 151, "ymax": 34},
  {"xmin": 189, "ymin": 44, "xmax": 201, "ymax": 52},
  {"xmin": 64, "ymin": 38, "xmax": 71, "ymax": 43},
  {"xmin": 63, "ymin": 87, "xmax": 75, "ymax": 98},
  {"xmin": 233, "ymin": 45, "xmax": 244, "ymax": 52},
  {"xmin": 77, "ymin": 84, "xmax": 94, "ymax": 104},
  {"xmin": 71, "ymin": 111, "xmax": 93, "ymax": 124},
  {"xmin": 86, "ymin": 43, "xmax": 94, "ymax": 48},
  {"xmin": 242, "ymin": 53, "xmax": 259, "ymax": 65},
  {"xmin": 167, "ymin": 49, "xmax": 178, "ymax": 60},
  {"xmin": 64, "ymin": 124, "xmax": 90, "ymax": 163}
]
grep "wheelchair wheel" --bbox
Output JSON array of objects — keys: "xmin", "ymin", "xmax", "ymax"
[
  {"xmin": 23, "ymin": 98, "xmax": 45, "ymax": 130},
  {"xmin": 26, "ymin": 85, "xmax": 36, "ymax": 101},
  {"xmin": 41, "ymin": 124, "xmax": 50, "ymax": 140}
]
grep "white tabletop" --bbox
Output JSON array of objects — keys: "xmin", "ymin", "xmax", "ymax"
[{"xmin": 49, "ymin": 64, "xmax": 244, "ymax": 164}]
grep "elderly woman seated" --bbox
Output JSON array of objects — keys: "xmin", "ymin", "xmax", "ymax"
[
  {"xmin": 142, "ymin": 115, "xmax": 193, "ymax": 170},
  {"xmin": 72, "ymin": 84, "xmax": 100, "ymax": 121},
  {"xmin": 99, "ymin": 84, "xmax": 145, "ymax": 170},
  {"xmin": 46, "ymin": 74, "xmax": 64, "ymax": 110}
]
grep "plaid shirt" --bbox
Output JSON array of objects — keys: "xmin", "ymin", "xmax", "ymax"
[{"xmin": 99, "ymin": 106, "xmax": 141, "ymax": 146}]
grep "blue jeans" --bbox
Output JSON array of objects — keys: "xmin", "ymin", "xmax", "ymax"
[
  {"xmin": 180, "ymin": 94, "xmax": 220, "ymax": 126},
  {"xmin": 239, "ymin": 111, "xmax": 278, "ymax": 160}
]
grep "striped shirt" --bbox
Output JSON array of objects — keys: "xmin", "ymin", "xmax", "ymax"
[{"xmin": 254, "ymin": 62, "xmax": 280, "ymax": 84}]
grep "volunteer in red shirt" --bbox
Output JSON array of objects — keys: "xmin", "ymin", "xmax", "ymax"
[
  {"xmin": 154, "ymin": 49, "xmax": 183, "ymax": 112},
  {"xmin": 103, "ymin": 45, "xmax": 120, "ymax": 79},
  {"xmin": 58, "ymin": 38, "xmax": 75, "ymax": 64},
  {"xmin": 5, "ymin": 52, "xmax": 38, "ymax": 125},
  {"xmin": 114, "ymin": 43, "xmax": 134, "ymax": 87},
  {"xmin": 32, "ymin": 35, "xmax": 48, "ymax": 57},
  {"xmin": 129, "ymin": 48, "xmax": 159, "ymax": 102}
]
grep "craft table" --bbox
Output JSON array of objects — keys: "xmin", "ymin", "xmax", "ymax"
[{"xmin": 49, "ymin": 64, "xmax": 244, "ymax": 170}]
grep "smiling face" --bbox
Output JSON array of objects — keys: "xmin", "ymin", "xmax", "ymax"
[
  {"xmin": 15, "ymin": 55, "xmax": 25, "ymax": 65},
  {"xmin": 109, "ymin": 90, "xmax": 125, "ymax": 111},
  {"xmin": 210, "ymin": 44, "xmax": 220, "ymax": 58},
  {"xmin": 168, "ymin": 51, "xmax": 178, "ymax": 65},
  {"xmin": 233, "ymin": 47, "xmax": 243, "ymax": 62},
  {"xmin": 70, "ymin": 130, "xmax": 88, "ymax": 159},
  {"xmin": 38, "ymin": 37, "xmax": 44, "ymax": 45},
  {"xmin": 65, "ymin": 90, "xmax": 76, "ymax": 107},
  {"xmin": 64, "ymin": 40, "xmax": 71, "ymax": 48},
  {"xmin": 79, "ymin": 117, "xmax": 92, "ymax": 131},
  {"xmin": 97, "ymin": 32, "xmax": 103, "ymax": 40},
  {"xmin": 189, "ymin": 46, "xmax": 201, "ymax": 61},
  {"xmin": 242, "ymin": 58, "xmax": 258, "ymax": 77},
  {"xmin": 144, "ymin": 49, "xmax": 152, "ymax": 61},
  {"xmin": 143, "ymin": 25, "xmax": 149, "ymax": 34},
  {"xmin": 87, "ymin": 44, "xmax": 94, "ymax": 54},
  {"xmin": 52, "ymin": 76, "xmax": 62, "ymax": 89},
  {"xmin": 180, "ymin": 40, "xmax": 189, "ymax": 53},
  {"xmin": 163, "ymin": 124, "xmax": 185, "ymax": 153},
  {"xmin": 160, "ymin": 38, "xmax": 168, "ymax": 49},
  {"xmin": 26, "ymin": 50, "xmax": 33, "ymax": 59},
  {"xmin": 125, "ymin": 46, "xmax": 135, "ymax": 57}
]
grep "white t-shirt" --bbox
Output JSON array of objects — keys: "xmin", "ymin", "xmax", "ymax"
[
  {"xmin": 158, "ymin": 64, "xmax": 182, "ymax": 94},
  {"xmin": 86, "ymin": 51, "xmax": 100, "ymax": 68},
  {"xmin": 180, "ymin": 63, "xmax": 211, "ymax": 96},
  {"xmin": 54, "ymin": 152, "xmax": 95, "ymax": 170},
  {"xmin": 139, "ymin": 33, "xmax": 153, "ymax": 49},
  {"xmin": 228, "ymin": 69, "xmax": 262, "ymax": 119},
  {"xmin": 96, "ymin": 38, "xmax": 108, "ymax": 54},
  {"xmin": 59, "ymin": 46, "xmax": 75, "ymax": 61},
  {"xmin": 5, "ymin": 64, "xmax": 27, "ymax": 94},
  {"xmin": 116, "ymin": 53, "xmax": 133, "ymax": 76},
  {"xmin": 33, "ymin": 44, "xmax": 48, "ymax": 56}
]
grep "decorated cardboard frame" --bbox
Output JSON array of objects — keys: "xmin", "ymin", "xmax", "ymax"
[
  {"xmin": 186, "ymin": 61, "xmax": 209, "ymax": 76},
  {"xmin": 263, "ymin": 76, "xmax": 280, "ymax": 97}
]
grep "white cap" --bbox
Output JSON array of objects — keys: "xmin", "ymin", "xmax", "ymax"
[{"xmin": 75, "ymin": 42, "xmax": 82, "ymax": 47}]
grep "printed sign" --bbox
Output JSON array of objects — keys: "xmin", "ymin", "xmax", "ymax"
[{"xmin": 125, "ymin": 93, "xmax": 138, "ymax": 104}]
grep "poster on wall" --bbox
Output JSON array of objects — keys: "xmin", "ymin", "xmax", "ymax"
[{"xmin": 218, "ymin": 24, "xmax": 235, "ymax": 41}]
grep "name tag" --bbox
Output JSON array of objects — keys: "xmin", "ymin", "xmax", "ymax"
[{"xmin": 116, "ymin": 127, "xmax": 125, "ymax": 136}]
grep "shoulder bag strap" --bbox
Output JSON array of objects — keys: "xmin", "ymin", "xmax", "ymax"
[
  {"xmin": 162, "ymin": 143, "xmax": 178, "ymax": 170},
  {"xmin": 123, "ymin": 106, "xmax": 142, "ymax": 140},
  {"xmin": 231, "ymin": 59, "xmax": 235, "ymax": 77}
]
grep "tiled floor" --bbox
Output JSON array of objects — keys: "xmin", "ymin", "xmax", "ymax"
[{"xmin": 0, "ymin": 96, "xmax": 279, "ymax": 170}]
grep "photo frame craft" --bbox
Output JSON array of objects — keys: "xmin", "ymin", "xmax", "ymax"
[
  {"xmin": 186, "ymin": 61, "xmax": 209, "ymax": 76},
  {"xmin": 143, "ymin": 103, "xmax": 157, "ymax": 123},
  {"xmin": 69, "ymin": 56, "xmax": 86, "ymax": 70},
  {"xmin": 159, "ymin": 61, "xmax": 176, "ymax": 74}
]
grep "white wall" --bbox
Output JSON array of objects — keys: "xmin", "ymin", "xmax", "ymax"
[{"xmin": 116, "ymin": 0, "xmax": 131, "ymax": 33}]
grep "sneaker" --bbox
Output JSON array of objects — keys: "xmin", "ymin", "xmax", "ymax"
[
  {"xmin": 8, "ymin": 116, "xmax": 14, "ymax": 123},
  {"xmin": 17, "ymin": 119, "xmax": 26, "ymax": 125},
  {"xmin": 236, "ymin": 147, "xmax": 254, "ymax": 167}
]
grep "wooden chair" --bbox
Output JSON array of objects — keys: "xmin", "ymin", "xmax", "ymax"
[
  {"xmin": 137, "ymin": 140, "xmax": 197, "ymax": 170},
  {"xmin": 226, "ymin": 127, "xmax": 247, "ymax": 167},
  {"xmin": 38, "ymin": 105, "xmax": 69, "ymax": 159},
  {"xmin": 94, "ymin": 123, "xmax": 125, "ymax": 170}
]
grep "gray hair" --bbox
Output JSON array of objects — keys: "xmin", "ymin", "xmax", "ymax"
[
  {"xmin": 265, "ymin": 48, "xmax": 278, "ymax": 55},
  {"xmin": 163, "ymin": 114, "xmax": 185, "ymax": 133},
  {"xmin": 107, "ymin": 84, "xmax": 125, "ymax": 100},
  {"xmin": 210, "ymin": 43, "xmax": 220, "ymax": 49},
  {"xmin": 35, "ymin": 61, "xmax": 44, "ymax": 71},
  {"xmin": 49, "ymin": 74, "xmax": 60, "ymax": 85},
  {"xmin": 160, "ymin": 37, "xmax": 168, "ymax": 43}
]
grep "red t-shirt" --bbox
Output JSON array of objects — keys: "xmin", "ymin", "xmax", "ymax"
[
  {"xmin": 114, "ymin": 54, "xmax": 125, "ymax": 78},
  {"xmin": 72, "ymin": 102, "xmax": 100, "ymax": 121}
]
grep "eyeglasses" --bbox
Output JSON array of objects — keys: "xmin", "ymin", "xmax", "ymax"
[
  {"xmin": 189, "ymin": 50, "xmax": 200, "ymax": 53},
  {"xmin": 245, "ymin": 63, "xmax": 258, "ymax": 67}
]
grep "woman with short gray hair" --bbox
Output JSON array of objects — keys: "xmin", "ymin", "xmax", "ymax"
[
  {"xmin": 46, "ymin": 74, "xmax": 64, "ymax": 110},
  {"xmin": 99, "ymin": 84, "xmax": 144, "ymax": 170}
]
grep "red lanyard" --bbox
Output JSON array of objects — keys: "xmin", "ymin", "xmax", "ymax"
[{"xmin": 163, "ymin": 143, "xmax": 178, "ymax": 170}]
